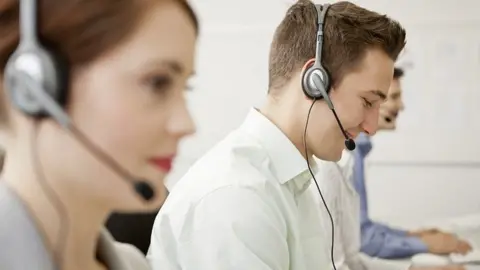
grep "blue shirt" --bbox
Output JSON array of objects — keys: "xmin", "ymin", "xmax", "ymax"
[{"xmin": 353, "ymin": 133, "xmax": 428, "ymax": 259}]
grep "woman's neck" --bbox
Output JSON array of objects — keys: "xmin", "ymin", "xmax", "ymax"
[{"xmin": 3, "ymin": 154, "xmax": 111, "ymax": 270}]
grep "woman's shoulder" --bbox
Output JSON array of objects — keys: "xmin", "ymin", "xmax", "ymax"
[{"xmin": 0, "ymin": 183, "xmax": 56, "ymax": 269}]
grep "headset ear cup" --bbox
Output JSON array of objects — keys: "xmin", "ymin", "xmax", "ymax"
[
  {"xmin": 40, "ymin": 39, "xmax": 70, "ymax": 109},
  {"xmin": 4, "ymin": 50, "xmax": 56, "ymax": 117},
  {"xmin": 301, "ymin": 63, "xmax": 311, "ymax": 96},
  {"xmin": 301, "ymin": 60, "xmax": 318, "ymax": 99},
  {"xmin": 320, "ymin": 66, "xmax": 331, "ymax": 94},
  {"xmin": 51, "ymin": 49, "xmax": 69, "ymax": 108},
  {"xmin": 302, "ymin": 67, "xmax": 324, "ymax": 100},
  {"xmin": 4, "ymin": 36, "xmax": 69, "ymax": 118},
  {"xmin": 302, "ymin": 66, "xmax": 314, "ymax": 99}
]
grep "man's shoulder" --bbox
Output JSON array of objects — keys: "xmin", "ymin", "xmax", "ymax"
[
  {"xmin": 174, "ymin": 161, "xmax": 271, "ymax": 203},
  {"xmin": 154, "ymin": 171, "xmax": 281, "ymax": 244},
  {"xmin": 177, "ymin": 132, "xmax": 273, "ymax": 191}
]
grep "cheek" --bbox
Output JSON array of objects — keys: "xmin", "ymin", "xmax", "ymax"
[
  {"xmin": 335, "ymin": 98, "xmax": 365, "ymax": 127},
  {"xmin": 329, "ymin": 90, "xmax": 358, "ymax": 122},
  {"xmin": 69, "ymin": 89, "xmax": 164, "ymax": 170}
]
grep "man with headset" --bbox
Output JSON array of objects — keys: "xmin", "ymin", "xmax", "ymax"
[
  {"xmin": 148, "ymin": 1, "xmax": 406, "ymax": 269},
  {"xmin": 352, "ymin": 68, "xmax": 472, "ymax": 260},
  {"xmin": 313, "ymin": 67, "xmax": 469, "ymax": 270}
]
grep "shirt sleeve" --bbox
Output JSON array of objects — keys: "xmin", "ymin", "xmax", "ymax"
[
  {"xmin": 366, "ymin": 221, "xmax": 409, "ymax": 237},
  {"xmin": 360, "ymin": 220, "xmax": 428, "ymax": 259},
  {"xmin": 150, "ymin": 186, "xmax": 290, "ymax": 270}
]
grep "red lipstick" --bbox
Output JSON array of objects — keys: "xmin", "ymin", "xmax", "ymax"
[{"xmin": 149, "ymin": 156, "xmax": 175, "ymax": 172}]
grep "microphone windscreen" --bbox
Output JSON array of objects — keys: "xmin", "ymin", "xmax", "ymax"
[
  {"xmin": 134, "ymin": 181, "xmax": 155, "ymax": 201},
  {"xmin": 345, "ymin": 139, "xmax": 356, "ymax": 151}
]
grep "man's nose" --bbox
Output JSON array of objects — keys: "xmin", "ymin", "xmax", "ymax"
[{"xmin": 361, "ymin": 108, "xmax": 380, "ymax": 135}]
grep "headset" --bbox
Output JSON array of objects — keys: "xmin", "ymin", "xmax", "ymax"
[
  {"xmin": 301, "ymin": 4, "xmax": 356, "ymax": 270},
  {"xmin": 3, "ymin": 0, "xmax": 155, "ymax": 200},
  {"xmin": 301, "ymin": 3, "xmax": 356, "ymax": 151}
]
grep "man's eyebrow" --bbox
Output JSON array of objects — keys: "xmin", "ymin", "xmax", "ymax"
[{"xmin": 367, "ymin": 90, "xmax": 387, "ymax": 101}]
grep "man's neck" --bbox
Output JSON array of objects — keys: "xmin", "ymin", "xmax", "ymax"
[
  {"xmin": 3, "ymin": 153, "xmax": 111, "ymax": 270},
  {"xmin": 260, "ymin": 96, "xmax": 330, "ymax": 160}
]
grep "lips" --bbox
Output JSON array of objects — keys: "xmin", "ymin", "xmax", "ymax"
[{"xmin": 149, "ymin": 156, "xmax": 175, "ymax": 172}]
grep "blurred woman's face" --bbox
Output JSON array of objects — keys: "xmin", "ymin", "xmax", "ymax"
[{"xmin": 38, "ymin": 1, "xmax": 197, "ymax": 211}]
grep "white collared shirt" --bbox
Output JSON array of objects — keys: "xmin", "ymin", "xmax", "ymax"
[
  {"xmin": 311, "ymin": 151, "xmax": 408, "ymax": 270},
  {"xmin": 148, "ymin": 108, "xmax": 330, "ymax": 270}
]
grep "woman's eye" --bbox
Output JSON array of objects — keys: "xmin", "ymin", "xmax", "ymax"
[{"xmin": 147, "ymin": 75, "xmax": 172, "ymax": 93}]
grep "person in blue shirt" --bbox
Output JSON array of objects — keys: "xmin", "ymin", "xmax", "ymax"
[{"xmin": 354, "ymin": 67, "xmax": 472, "ymax": 259}]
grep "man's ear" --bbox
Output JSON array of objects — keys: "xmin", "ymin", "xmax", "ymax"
[
  {"xmin": 300, "ymin": 58, "xmax": 316, "ymax": 100},
  {"xmin": 301, "ymin": 58, "xmax": 316, "ymax": 72}
]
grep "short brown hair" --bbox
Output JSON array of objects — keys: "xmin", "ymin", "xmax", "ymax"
[
  {"xmin": 268, "ymin": 0, "xmax": 406, "ymax": 91},
  {"xmin": 0, "ymin": 0, "xmax": 198, "ymax": 125}
]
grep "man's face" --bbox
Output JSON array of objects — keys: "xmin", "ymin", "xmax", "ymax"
[
  {"xmin": 377, "ymin": 78, "xmax": 405, "ymax": 130},
  {"xmin": 307, "ymin": 48, "xmax": 394, "ymax": 161}
]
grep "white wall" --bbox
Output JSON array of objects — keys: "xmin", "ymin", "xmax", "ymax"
[{"xmin": 168, "ymin": 0, "xmax": 480, "ymax": 228}]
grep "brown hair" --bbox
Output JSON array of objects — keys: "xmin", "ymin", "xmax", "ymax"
[
  {"xmin": 0, "ymin": 0, "xmax": 199, "ymax": 125},
  {"xmin": 268, "ymin": 0, "xmax": 406, "ymax": 91}
]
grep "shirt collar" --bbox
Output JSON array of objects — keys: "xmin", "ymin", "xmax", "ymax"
[
  {"xmin": 239, "ymin": 108, "xmax": 317, "ymax": 192},
  {"xmin": 337, "ymin": 150, "xmax": 356, "ymax": 192}
]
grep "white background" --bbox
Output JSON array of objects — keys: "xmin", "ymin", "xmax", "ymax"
[{"xmin": 168, "ymin": 0, "xmax": 480, "ymax": 229}]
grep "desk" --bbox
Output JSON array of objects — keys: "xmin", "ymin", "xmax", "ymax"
[{"xmin": 389, "ymin": 255, "xmax": 480, "ymax": 270}]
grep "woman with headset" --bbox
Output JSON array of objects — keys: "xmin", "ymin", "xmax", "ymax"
[{"xmin": 0, "ymin": 0, "xmax": 198, "ymax": 269}]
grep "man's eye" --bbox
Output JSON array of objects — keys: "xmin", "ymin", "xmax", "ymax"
[{"xmin": 362, "ymin": 98, "xmax": 373, "ymax": 108}]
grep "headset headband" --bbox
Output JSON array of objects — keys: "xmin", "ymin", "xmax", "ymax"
[{"xmin": 314, "ymin": 4, "xmax": 330, "ymax": 67}]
